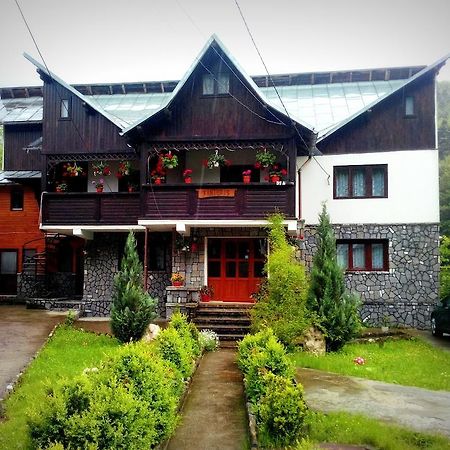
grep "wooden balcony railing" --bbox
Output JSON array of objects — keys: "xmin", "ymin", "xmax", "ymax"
[{"xmin": 41, "ymin": 183, "xmax": 295, "ymax": 226}]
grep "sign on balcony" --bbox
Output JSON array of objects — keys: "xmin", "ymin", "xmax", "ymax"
[{"xmin": 197, "ymin": 189, "xmax": 237, "ymax": 199}]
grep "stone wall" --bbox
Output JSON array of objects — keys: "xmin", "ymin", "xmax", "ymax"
[
  {"xmin": 301, "ymin": 223, "xmax": 440, "ymax": 329},
  {"xmin": 18, "ymin": 272, "xmax": 76, "ymax": 299},
  {"xmin": 83, "ymin": 233, "xmax": 123, "ymax": 316}
]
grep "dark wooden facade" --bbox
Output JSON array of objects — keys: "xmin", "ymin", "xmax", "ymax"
[
  {"xmin": 318, "ymin": 74, "xmax": 436, "ymax": 154},
  {"xmin": 4, "ymin": 123, "xmax": 43, "ymax": 171},
  {"xmin": 41, "ymin": 80, "xmax": 131, "ymax": 155}
]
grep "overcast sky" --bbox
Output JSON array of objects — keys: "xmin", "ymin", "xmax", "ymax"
[{"xmin": 1, "ymin": 0, "xmax": 449, "ymax": 88}]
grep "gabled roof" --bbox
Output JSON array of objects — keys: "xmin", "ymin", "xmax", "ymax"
[
  {"xmin": 23, "ymin": 53, "xmax": 128, "ymax": 129},
  {"xmin": 0, "ymin": 170, "xmax": 41, "ymax": 184},
  {"xmin": 316, "ymin": 53, "xmax": 450, "ymax": 142},
  {"xmin": 121, "ymin": 35, "xmax": 314, "ymax": 135}
]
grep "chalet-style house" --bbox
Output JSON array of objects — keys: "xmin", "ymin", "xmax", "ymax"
[{"xmin": 0, "ymin": 36, "xmax": 446, "ymax": 329}]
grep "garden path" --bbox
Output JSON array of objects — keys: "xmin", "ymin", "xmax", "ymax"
[
  {"xmin": 166, "ymin": 349, "xmax": 250, "ymax": 450},
  {"xmin": 297, "ymin": 367, "xmax": 450, "ymax": 438},
  {"xmin": 0, "ymin": 305, "xmax": 66, "ymax": 400}
]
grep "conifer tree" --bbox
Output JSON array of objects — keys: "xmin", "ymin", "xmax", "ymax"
[
  {"xmin": 111, "ymin": 231, "xmax": 156, "ymax": 343},
  {"xmin": 307, "ymin": 204, "xmax": 361, "ymax": 351}
]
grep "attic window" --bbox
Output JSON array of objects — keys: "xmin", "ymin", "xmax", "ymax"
[
  {"xmin": 202, "ymin": 72, "xmax": 230, "ymax": 96},
  {"xmin": 405, "ymin": 96, "xmax": 415, "ymax": 117},
  {"xmin": 60, "ymin": 99, "xmax": 71, "ymax": 119}
]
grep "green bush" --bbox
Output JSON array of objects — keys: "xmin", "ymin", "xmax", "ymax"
[
  {"xmin": 237, "ymin": 328, "xmax": 276, "ymax": 373},
  {"xmin": 440, "ymin": 236, "xmax": 450, "ymax": 298},
  {"xmin": 307, "ymin": 204, "xmax": 361, "ymax": 351},
  {"xmin": 111, "ymin": 232, "xmax": 157, "ymax": 343},
  {"xmin": 155, "ymin": 327, "xmax": 193, "ymax": 379},
  {"xmin": 251, "ymin": 214, "xmax": 311, "ymax": 347},
  {"xmin": 255, "ymin": 372, "xmax": 308, "ymax": 448},
  {"xmin": 168, "ymin": 311, "xmax": 201, "ymax": 358}
]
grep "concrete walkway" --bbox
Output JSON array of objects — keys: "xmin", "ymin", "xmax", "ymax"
[
  {"xmin": 166, "ymin": 349, "xmax": 249, "ymax": 450},
  {"xmin": 0, "ymin": 305, "xmax": 66, "ymax": 400},
  {"xmin": 297, "ymin": 367, "xmax": 450, "ymax": 438}
]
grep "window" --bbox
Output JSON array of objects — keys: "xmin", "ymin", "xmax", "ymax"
[
  {"xmin": 10, "ymin": 187, "xmax": 24, "ymax": 210},
  {"xmin": 336, "ymin": 240, "xmax": 389, "ymax": 271},
  {"xmin": 60, "ymin": 99, "xmax": 70, "ymax": 119},
  {"xmin": 148, "ymin": 234, "xmax": 170, "ymax": 271},
  {"xmin": 202, "ymin": 72, "xmax": 230, "ymax": 96},
  {"xmin": 334, "ymin": 165, "xmax": 387, "ymax": 199},
  {"xmin": 23, "ymin": 249, "xmax": 37, "ymax": 273},
  {"xmin": 405, "ymin": 96, "xmax": 414, "ymax": 116},
  {"xmin": 0, "ymin": 250, "xmax": 18, "ymax": 275}
]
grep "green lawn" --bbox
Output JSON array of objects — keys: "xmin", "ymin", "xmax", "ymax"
[
  {"xmin": 0, "ymin": 325, "xmax": 120, "ymax": 450},
  {"xmin": 297, "ymin": 411, "xmax": 450, "ymax": 450},
  {"xmin": 291, "ymin": 337, "xmax": 450, "ymax": 391}
]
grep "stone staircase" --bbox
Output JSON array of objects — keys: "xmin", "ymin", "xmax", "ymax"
[{"xmin": 191, "ymin": 302, "xmax": 253, "ymax": 343}]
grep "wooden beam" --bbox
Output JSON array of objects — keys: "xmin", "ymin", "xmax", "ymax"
[{"xmin": 144, "ymin": 227, "xmax": 148, "ymax": 291}]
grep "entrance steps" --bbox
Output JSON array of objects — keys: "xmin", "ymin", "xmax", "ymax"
[{"xmin": 191, "ymin": 302, "xmax": 253, "ymax": 343}]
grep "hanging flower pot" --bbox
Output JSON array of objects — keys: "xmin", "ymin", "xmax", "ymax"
[
  {"xmin": 96, "ymin": 186, "xmax": 104, "ymax": 193},
  {"xmin": 190, "ymin": 242, "xmax": 198, "ymax": 252},
  {"xmin": 270, "ymin": 175, "xmax": 280, "ymax": 183}
]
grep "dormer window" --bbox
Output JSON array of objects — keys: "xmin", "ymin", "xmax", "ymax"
[
  {"xmin": 202, "ymin": 72, "xmax": 230, "ymax": 96},
  {"xmin": 60, "ymin": 99, "xmax": 70, "ymax": 119}
]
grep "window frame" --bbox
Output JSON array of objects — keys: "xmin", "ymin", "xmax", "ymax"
[
  {"xmin": 59, "ymin": 98, "xmax": 71, "ymax": 120},
  {"xmin": 10, "ymin": 186, "xmax": 24, "ymax": 211},
  {"xmin": 404, "ymin": 95, "xmax": 415, "ymax": 118},
  {"xmin": 336, "ymin": 239, "xmax": 389, "ymax": 272},
  {"xmin": 333, "ymin": 164, "xmax": 388, "ymax": 199},
  {"xmin": 201, "ymin": 72, "xmax": 231, "ymax": 97}
]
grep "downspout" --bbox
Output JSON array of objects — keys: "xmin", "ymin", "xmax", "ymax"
[{"xmin": 297, "ymin": 131, "xmax": 318, "ymax": 219}]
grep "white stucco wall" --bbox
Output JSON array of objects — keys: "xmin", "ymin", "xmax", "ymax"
[{"xmin": 298, "ymin": 149, "xmax": 439, "ymax": 225}]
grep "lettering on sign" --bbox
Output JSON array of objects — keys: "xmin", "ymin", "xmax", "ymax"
[{"xmin": 197, "ymin": 189, "xmax": 237, "ymax": 199}]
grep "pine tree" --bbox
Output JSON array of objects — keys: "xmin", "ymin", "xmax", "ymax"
[
  {"xmin": 307, "ymin": 204, "xmax": 361, "ymax": 351},
  {"xmin": 111, "ymin": 231, "xmax": 156, "ymax": 343}
]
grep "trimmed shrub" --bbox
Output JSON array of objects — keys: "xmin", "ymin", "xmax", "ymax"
[
  {"xmin": 237, "ymin": 328, "xmax": 276, "ymax": 373},
  {"xmin": 168, "ymin": 311, "xmax": 201, "ymax": 358},
  {"xmin": 251, "ymin": 214, "xmax": 310, "ymax": 347},
  {"xmin": 155, "ymin": 327, "xmax": 193, "ymax": 379},
  {"xmin": 255, "ymin": 372, "xmax": 308, "ymax": 448},
  {"xmin": 111, "ymin": 231, "xmax": 157, "ymax": 343},
  {"xmin": 307, "ymin": 204, "xmax": 361, "ymax": 351}
]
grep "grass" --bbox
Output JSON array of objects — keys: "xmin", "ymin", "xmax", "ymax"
[
  {"xmin": 0, "ymin": 325, "xmax": 120, "ymax": 450},
  {"xmin": 295, "ymin": 411, "xmax": 450, "ymax": 450},
  {"xmin": 291, "ymin": 337, "xmax": 450, "ymax": 391}
]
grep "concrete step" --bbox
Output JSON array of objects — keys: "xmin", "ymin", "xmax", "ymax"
[{"xmin": 194, "ymin": 316, "xmax": 250, "ymax": 325}]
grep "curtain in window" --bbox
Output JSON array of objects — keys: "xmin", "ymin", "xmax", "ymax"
[
  {"xmin": 217, "ymin": 73, "xmax": 230, "ymax": 94},
  {"xmin": 371, "ymin": 243, "xmax": 384, "ymax": 269},
  {"xmin": 352, "ymin": 243, "xmax": 365, "ymax": 268},
  {"xmin": 352, "ymin": 168, "xmax": 365, "ymax": 197},
  {"xmin": 372, "ymin": 168, "xmax": 385, "ymax": 196},
  {"xmin": 336, "ymin": 244, "xmax": 349, "ymax": 269},
  {"xmin": 335, "ymin": 169, "xmax": 349, "ymax": 197},
  {"xmin": 202, "ymin": 74, "xmax": 214, "ymax": 95}
]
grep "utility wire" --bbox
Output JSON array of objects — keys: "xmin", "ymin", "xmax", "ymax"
[{"xmin": 233, "ymin": 0, "xmax": 331, "ymax": 180}]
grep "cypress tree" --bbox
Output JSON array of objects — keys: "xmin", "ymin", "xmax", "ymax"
[
  {"xmin": 111, "ymin": 231, "xmax": 156, "ymax": 343},
  {"xmin": 308, "ymin": 204, "xmax": 361, "ymax": 351}
]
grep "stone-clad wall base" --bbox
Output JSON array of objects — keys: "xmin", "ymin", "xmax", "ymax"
[{"xmin": 301, "ymin": 223, "xmax": 440, "ymax": 330}]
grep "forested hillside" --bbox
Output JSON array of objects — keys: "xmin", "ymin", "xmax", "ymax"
[{"xmin": 438, "ymin": 81, "xmax": 450, "ymax": 159}]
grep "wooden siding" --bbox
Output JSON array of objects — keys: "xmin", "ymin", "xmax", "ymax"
[
  {"xmin": 141, "ymin": 183, "xmax": 295, "ymax": 220},
  {"xmin": 137, "ymin": 47, "xmax": 300, "ymax": 142},
  {"xmin": 42, "ymin": 192, "xmax": 140, "ymax": 225},
  {"xmin": 42, "ymin": 81, "xmax": 131, "ymax": 155},
  {"xmin": 318, "ymin": 74, "xmax": 436, "ymax": 154},
  {"xmin": 4, "ymin": 123, "xmax": 43, "ymax": 171},
  {"xmin": 0, "ymin": 185, "xmax": 45, "ymax": 271}
]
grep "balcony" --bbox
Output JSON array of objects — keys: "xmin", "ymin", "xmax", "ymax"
[
  {"xmin": 41, "ymin": 183, "xmax": 295, "ymax": 226},
  {"xmin": 42, "ymin": 192, "xmax": 140, "ymax": 225}
]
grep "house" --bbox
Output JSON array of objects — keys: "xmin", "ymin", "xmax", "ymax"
[{"xmin": 0, "ymin": 36, "xmax": 446, "ymax": 329}]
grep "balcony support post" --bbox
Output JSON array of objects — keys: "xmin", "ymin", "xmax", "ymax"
[{"xmin": 144, "ymin": 226, "xmax": 148, "ymax": 291}]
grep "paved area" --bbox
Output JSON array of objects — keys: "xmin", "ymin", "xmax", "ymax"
[
  {"xmin": 406, "ymin": 329, "xmax": 450, "ymax": 351},
  {"xmin": 166, "ymin": 349, "xmax": 249, "ymax": 450},
  {"xmin": 297, "ymin": 367, "xmax": 450, "ymax": 438},
  {"xmin": 0, "ymin": 305, "xmax": 66, "ymax": 399}
]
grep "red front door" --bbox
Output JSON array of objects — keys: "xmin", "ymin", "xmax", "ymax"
[{"xmin": 207, "ymin": 238, "xmax": 266, "ymax": 302}]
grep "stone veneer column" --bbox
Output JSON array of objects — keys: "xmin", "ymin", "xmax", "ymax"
[
  {"xmin": 83, "ymin": 233, "xmax": 122, "ymax": 316},
  {"xmin": 301, "ymin": 224, "xmax": 440, "ymax": 329}
]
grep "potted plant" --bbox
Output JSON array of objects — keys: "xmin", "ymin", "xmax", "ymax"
[
  {"xmin": 92, "ymin": 161, "xmax": 111, "ymax": 177},
  {"xmin": 127, "ymin": 183, "xmax": 137, "ymax": 192},
  {"xmin": 242, "ymin": 169, "xmax": 252, "ymax": 183},
  {"xmin": 204, "ymin": 151, "xmax": 231, "ymax": 169},
  {"xmin": 255, "ymin": 149, "xmax": 276, "ymax": 168},
  {"xmin": 116, "ymin": 161, "xmax": 131, "ymax": 178},
  {"xmin": 183, "ymin": 169, "xmax": 193, "ymax": 184},
  {"xmin": 150, "ymin": 170, "xmax": 165, "ymax": 185},
  {"xmin": 200, "ymin": 285, "xmax": 214, "ymax": 302},
  {"xmin": 381, "ymin": 315, "xmax": 390, "ymax": 333},
  {"xmin": 65, "ymin": 162, "xmax": 84, "ymax": 177},
  {"xmin": 92, "ymin": 178, "xmax": 105, "ymax": 193},
  {"xmin": 55, "ymin": 182, "xmax": 68, "ymax": 193},
  {"xmin": 171, "ymin": 272, "xmax": 184, "ymax": 287},
  {"xmin": 161, "ymin": 151, "xmax": 178, "ymax": 169},
  {"xmin": 268, "ymin": 165, "xmax": 288, "ymax": 183}
]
